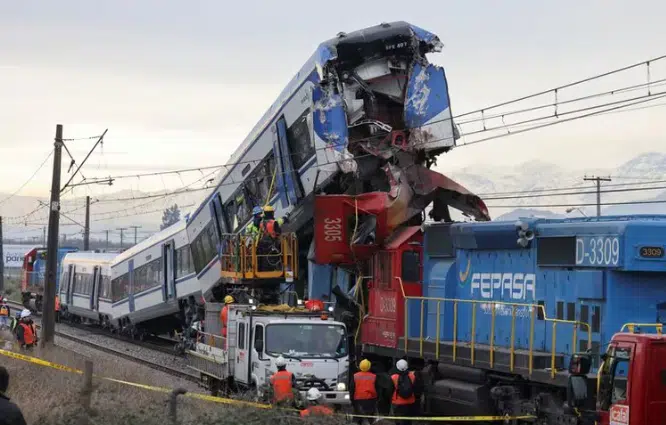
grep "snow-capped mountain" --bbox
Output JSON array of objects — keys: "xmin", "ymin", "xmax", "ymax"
[{"xmin": 441, "ymin": 152, "xmax": 666, "ymax": 221}]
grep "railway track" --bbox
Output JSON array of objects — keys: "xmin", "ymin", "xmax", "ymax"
[{"xmin": 5, "ymin": 300, "xmax": 197, "ymax": 382}]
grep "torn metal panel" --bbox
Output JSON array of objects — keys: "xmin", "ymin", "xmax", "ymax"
[
  {"xmin": 312, "ymin": 85, "xmax": 357, "ymax": 174},
  {"xmin": 401, "ymin": 165, "xmax": 490, "ymax": 221},
  {"xmin": 404, "ymin": 63, "xmax": 456, "ymax": 154}
]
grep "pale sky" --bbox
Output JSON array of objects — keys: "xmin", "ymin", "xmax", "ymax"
[{"xmin": 2, "ymin": 0, "xmax": 666, "ymax": 202}]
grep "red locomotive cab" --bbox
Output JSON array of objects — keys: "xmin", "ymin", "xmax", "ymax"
[{"xmin": 362, "ymin": 226, "xmax": 423, "ymax": 348}]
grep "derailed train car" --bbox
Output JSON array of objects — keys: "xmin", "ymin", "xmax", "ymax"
[
  {"xmin": 58, "ymin": 221, "xmax": 201, "ymax": 337},
  {"xmin": 317, "ymin": 213, "xmax": 666, "ymax": 423},
  {"xmin": 185, "ymin": 21, "xmax": 489, "ymax": 302}
]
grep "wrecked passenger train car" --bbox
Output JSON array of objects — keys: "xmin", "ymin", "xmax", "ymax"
[{"xmin": 186, "ymin": 21, "xmax": 489, "ymax": 300}]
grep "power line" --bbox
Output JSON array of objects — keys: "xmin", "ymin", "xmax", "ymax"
[
  {"xmin": 0, "ymin": 149, "xmax": 53, "ymax": 208},
  {"xmin": 487, "ymin": 198, "xmax": 666, "ymax": 209}
]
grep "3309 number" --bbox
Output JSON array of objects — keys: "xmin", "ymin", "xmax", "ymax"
[{"xmin": 323, "ymin": 218, "xmax": 342, "ymax": 242}]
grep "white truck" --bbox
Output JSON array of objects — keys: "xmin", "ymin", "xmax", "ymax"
[{"xmin": 186, "ymin": 301, "xmax": 351, "ymax": 406}]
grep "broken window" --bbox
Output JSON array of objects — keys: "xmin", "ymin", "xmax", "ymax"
[{"xmin": 286, "ymin": 109, "xmax": 314, "ymax": 170}]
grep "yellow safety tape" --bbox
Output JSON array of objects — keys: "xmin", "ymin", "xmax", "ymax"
[
  {"xmin": 0, "ymin": 347, "xmax": 270, "ymax": 409},
  {"xmin": 347, "ymin": 413, "xmax": 536, "ymax": 422},
  {"xmin": 0, "ymin": 347, "xmax": 536, "ymax": 420}
]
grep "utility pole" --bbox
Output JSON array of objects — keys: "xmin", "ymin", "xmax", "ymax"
[
  {"xmin": 42, "ymin": 124, "xmax": 63, "ymax": 347},
  {"xmin": 105, "ymin": 230, "xmax": 109, "ymax": 252},
  {"xmin": 42, "ymin": 227, "xmax": 46, "ymax": 246},
  {"xmin": 0, "ymin": 217, "xmax": 4, "ymax": 293},
  {"xmin": 83, "ymin": 196, "xmax": 91, "ymax": 251},
  {"xmin": 117, "ymin": 227, "xmax": 127, "ymax": 249},
  {"xmin": 130, "ymin": 225, "xmax": 141, "ymax": 245},
  {"xmin": 583, "ymin": 175, "xmax": 612, "ymax": 217}
]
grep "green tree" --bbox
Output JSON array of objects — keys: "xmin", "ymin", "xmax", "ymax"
[{"xmin": 160, "ymin": 204, "xmax": 181, "ymax": 230}]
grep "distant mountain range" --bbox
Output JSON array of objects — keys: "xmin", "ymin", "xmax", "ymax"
[
  {"xmin": 3, "ymin": 152, "xmax": 666, "ymax": 242},
  {"xmin": 442, "ymin": 152, "xmax": 666, "ymax": 221}
]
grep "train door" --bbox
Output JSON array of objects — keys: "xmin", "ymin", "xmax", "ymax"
[
  {"xmin": 235, "ymin": 320, "xmax": 250, "ymax": 385},
  {"xmin": 66, "ymin": 264, "xmax": 75, "ymax": 305},
  {"xmin": 579, "ymin": 302, "xmax": 603, "ymax": 367},
  {"xmin": 273, "ymin": 116, "xmax": 303, "ymax": 207},
  {"xmin": 163, "ymin": 242, "xmax": 176, "ymax": 302},
  {"xmin": 90, "ymin": 266, "xmax": 100, "ymax": 311},
  {"xmin": 128, "ymin": 260, "xmax": 135, "ymax": 313}
]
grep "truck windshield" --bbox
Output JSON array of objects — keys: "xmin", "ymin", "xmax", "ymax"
[{"xmin": 265, "ymin": 323, "xmax": 347, "ymax": 359}]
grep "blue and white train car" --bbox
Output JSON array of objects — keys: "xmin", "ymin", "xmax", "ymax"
[
  {"xmin": 109, "ymin": 220, "xmax": 199, "ymax": 335},
  {"xmin": 187, "ymin": 21, "xmax": 479, "ymax": 300},
  {"xmin": 59, "ymin": 252, "xmax": 116, "ymax": 326}
]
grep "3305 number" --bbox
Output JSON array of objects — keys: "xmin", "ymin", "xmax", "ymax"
[{"xmin": 323, "ymin": 218, "xmax": 342, "ymax": 242}]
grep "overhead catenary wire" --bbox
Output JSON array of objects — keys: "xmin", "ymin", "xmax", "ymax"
[{"xmin": 0, "ymin": 149, "xmax": 54, "ymax": 209}]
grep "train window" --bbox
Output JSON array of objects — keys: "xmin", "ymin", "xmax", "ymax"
[
  {"xmin": 111, "ymin": 273, "xmax": 130, "ymax": 302},
  {"xmin": 241, "ymin": 164, "xmax": 251, "ymax": 177},
  {"xmin": 401, "ymin": 251, "xmax": 420, "ymax": 283},
  {"xmin": 592, "ymin": 306, "xmax": 601, "ymax": 333},
  {"xmin": 192, "ymin": 223, "xmax": 218, "ymax": 274},
  {"xmin": 580, "ymin": 304, "xmax": 589, "ymax": 325},
  {"xmin": 567, "ymin": 302, "xmax": 575, "ymax": 321},
  {"xmin": 286, "ymin": 109, "xmax": 314, "ymax": 170},
  {"xmin": 377, "ymin": 251, "xmax": 392, "ymax": 287},
  {"xmin": 537, "ymin": 300, "xmax": 545, "ymax": 320},
  {"xmin": 133, "ymin": 258, "xmax": 162, "ymax": 294},
  {"xmin": 556, "ymin": 301, "xmax": 564, "ymax": 320},
  {"xmin": 176, "ymin": 246, "xmax": 193, "ymax": 279}
]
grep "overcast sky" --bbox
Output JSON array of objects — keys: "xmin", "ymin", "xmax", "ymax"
[{"xmin": 2, "ymin": 0, "xmax": 666, "ymax": 202}]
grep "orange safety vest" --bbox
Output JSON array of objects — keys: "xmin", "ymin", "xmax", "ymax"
[
  {"xmin": 19, "ymin": 322, "xmax": 36, "ymax": 345},
  {"xmin": 353, "ymin": 371, "xmax": 378, "ymax": 400},
  {"xmin": 0, "ymin": 305, "xmax": 8, "ymax": 317},
  {"xmin": 270, "ymin": 370, "xmax": 294, "ymax": 402},
  {"xmin": 55, "ymin": 296, "xmax": 60, "ymax": 312},
  {"xmin": 260, "ymin": 220, "xmax": 278, "ymax": 238},
  {"xmin": 300, "ymin": 405, "xmax": 334, "ymax": 417},
  {"xmin": 391, "ymin": 372, "xmax": 416, "ymax": 405},
  {"xmin": 220, "ymin": 305, "xmax": 228, "ymax": 337}
]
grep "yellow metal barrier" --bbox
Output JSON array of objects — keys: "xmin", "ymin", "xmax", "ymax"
[
  {"xmin": 620, "ymin": 322, "xmax": 663, "ymax": 334},
  {"xmin": 219, "ymin": 233, "xmax": 298, "ymax": 280},
  {"xmin": 395, "ymin": 277, "xmax": 592, "ymax": 378}
]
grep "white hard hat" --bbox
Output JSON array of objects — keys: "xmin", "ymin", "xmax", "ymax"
[
  {"xmin": 20, "ymin": 309, "xmax": 31, "ymax": 319},
  {"xmin": 306, "ymin": 387, "xmax": 322, "ymax": 401},
  {"xmin": 275, "ymin": 356, "xmax": 287, "ymax": 367},
  {"xmin": 396, "ymin": 359, "xmax": 408, "ymax": 372}
]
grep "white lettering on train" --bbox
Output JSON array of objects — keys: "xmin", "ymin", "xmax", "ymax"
[
  {"xmin": 470, "ymin": 272, "xmax": 536, "ymax": 301},
  {"xmin": 323, "ymin": 217, "xmax": 343, "ymax": 242}
]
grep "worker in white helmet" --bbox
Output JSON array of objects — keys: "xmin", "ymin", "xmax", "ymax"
[
  {"xmin": 0, "ymin": 298, "xmax": 10, "ymax": 329},
  {"xmin": 16, "ymin": 309, "xmax": 37, "ymax": 351},
  {"xmin": 300, "ymin": 387, "xmax": 334, "ymax": 417},
  {"xmin": 390, "ymin": 359, "xmax": 423, "ymax": 425},
  {"xmin": 270, "ymin": 356, "xmax": 296, "ymax": 406}
]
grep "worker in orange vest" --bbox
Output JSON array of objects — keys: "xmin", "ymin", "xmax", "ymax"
[
  {"xmin": 54, "ymin": 295, "xmax": 61, "ymax": 323},
  {"xmin": 270, "ymin": 356, "xmax": 296, "ymax": 405},
  {"xmin": 220, "ymin": 295, "xmax": 234, "ymax": 343},
  {"xmin": 259, "ymin": 205, "xmax": 288, "ymax": 238},
  {"xmin": 300, "ymin": 388, "xmax": 334, "ymax": 418},
  {"xmin": 390, "ymin": 359, "xmax": 421, "ymax": 425},
  {"xmin": 16, "ymin": 310, "xmax": 37, "ymax": 351},
  {"xmin": 349, "ymin": 359, "xmax": 379, "ymax": 423}
]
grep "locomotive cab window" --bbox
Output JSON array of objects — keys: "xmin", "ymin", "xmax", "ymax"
[{"xmin": 401, "ymin": 251, "xmax": 420, "ymax": 283}]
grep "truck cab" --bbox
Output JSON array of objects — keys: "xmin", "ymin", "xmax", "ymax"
[
  {"xmin": 568, "ymin": 324, "xmax": 666, "ymax": 425},
  {"xmin": 187, "ymin": 302, "xmax": 351, "ymax": 406}
]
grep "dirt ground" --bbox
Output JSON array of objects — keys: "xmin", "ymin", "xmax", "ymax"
[{"xmin": 0, "ymin": 332, "xmax": 350, "ymax": 425}]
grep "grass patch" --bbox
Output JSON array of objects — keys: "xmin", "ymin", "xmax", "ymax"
[{"xmin": 0, "ymin": 332, "xmax": 353, "ymax": 425}]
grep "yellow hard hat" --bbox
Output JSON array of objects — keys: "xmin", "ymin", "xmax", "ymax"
[
  {"xmin": 359, "ymin": 359, "xmax": 371, "ymax": 372},
  {"xmin": 263, "ymin": 205, "xmax": 274, "ymax": 213},
  {"xmin": 224, "ymin": 295, "xmax": 234, "ymax": 304}
]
